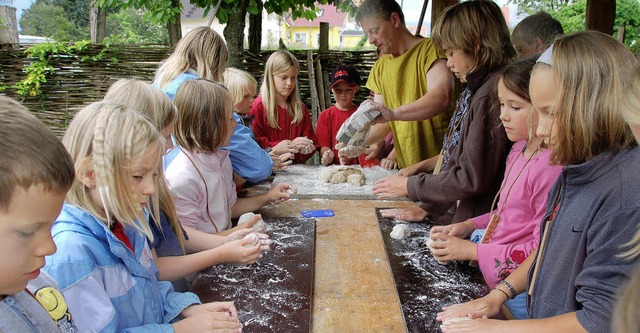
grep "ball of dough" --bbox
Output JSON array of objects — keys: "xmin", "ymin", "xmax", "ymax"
[
  {"xmin": 243, "ymin": 233, "xmax": 259, "ymax": 247},
  {"xmin": 390, "ymin": 224, "xmax": 411, "ymax": 240}
]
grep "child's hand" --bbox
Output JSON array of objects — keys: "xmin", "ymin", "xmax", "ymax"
[
  {"xmin": 379, "ymin": 206, "xmax": 429, "ymax": 222},
  {"xmin": 373, "ymin": 175, "xmax": 409, "ymax": 198},
  {"xmin": 429, "ymin": 234, "xmax": 477, "ymax": 262},
  {"xmin": 226, "ymin": 227, "xmax": 256, "ymax": 241},
  {"xmin": 293, "ymin": 137, "xmax": 315, "ymax": 154},
  {"xmin": 272, "ymin": 140, "xmax": 297, "ymax": 156},
  {"xmin": 173, "ymin": 311, "xmax": 242, "ymax": 333},
  {"xmin": 220, "ymin": 233, "xmax": 265, "ymax": 264},
  {"xmin": 397, "ymin": 163, "xmax": 421, "ymax": 177},
  {"xmin": 321, "ymin": 149, "xmax": 334, "ymax": 165},
  {"xmin": 271, "ymin": 152, "xmax": 294, "ymax": 171},
  {"xmin": 436, "ymin": 290, "xmax": 505, "ymax": 324},
  {"xmin": 380, "ymin": 157, "xmax": 398, "ymax": 170},
  {"xmin": 181, "ymin": 301, "xmax": 239, "ymax": 319},
  {"xmin": 440, "ymin": 317, "xmax": 506, "ymax": 333},
  {"xmin": 266, "ymin": 183, "xmax": 294, "ymax": 204}
]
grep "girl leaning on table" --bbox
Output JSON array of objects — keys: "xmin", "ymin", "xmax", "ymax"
[
  {"xmin": 250, "ymin": 50, "xmax": 317, "ymax": 164},
  {"xmin": 429, "ymin": 56, "xmax": 562, "ymax": 320},
  {"xmin": 104, "ymin": 78, "xmax": 269, "ymax": 292},
  {"xmin": 165, "ymin": 78, "xmax": 294, "ymax": 236},
  {"xmin": 438, "ymin": 31, "xmax": 640, "ymax": 333},
  {"xmin": 43, "ymin": 100, "xmax": 242, "ymax": 332}
]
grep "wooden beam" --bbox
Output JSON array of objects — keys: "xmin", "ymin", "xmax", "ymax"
[
  {"xmin": 0, "ymin": 5, "xmax": 18, "ymax": 49},
  {"xmin": 416, "ymin": 0, "xmax": 429, "ymax": 36},
  {"xmin": 319, "ymin": 22, "xmax": 329, "ymax": 53},
  {"xmin": 431, "ymin": 0, "xmax": 459, "ymax": 29},
  {"xmin": 586, "ymin": 0, "xmax": 615, "ymax": 35}
]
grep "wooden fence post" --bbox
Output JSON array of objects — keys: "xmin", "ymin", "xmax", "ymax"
[{"xmin": 0, "ymin": 4, "xmax": 18, "ymax": 50}]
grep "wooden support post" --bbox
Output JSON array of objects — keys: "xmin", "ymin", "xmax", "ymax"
[
  {"xmin": 586, "ymin": 0, "xmax": 615, "ymax": 35},
  {"xmin": 308, "ymin": 51, "xmax": 320, "ymax": 164},
  {"xmin": 0, "ymin": 5, "xmax": 18, "ymax": 49},
  {"xmin": 319, "ymin": 22, "xmax": 329, "ymax": 53},
  {"xmin": 416, "ymin": 0, "xmax": 429, "ymax": 36},
  {"xmin": 431, "ymin": 0, "xmax": 458, "ymax": 29}
]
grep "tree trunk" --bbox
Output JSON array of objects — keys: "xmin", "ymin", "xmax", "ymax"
[
  {"xmin": 90, "ymin": 3, "xmax": 107, "ymax": 43},
  {"xmin": 0, "ymin": 5, "xmax": 18, "ymax": 49},
  {"xmin": 224, "ymin": 0, "xmax": 250, "ymax": 68},
  {"xmin": 586, "ymin": 0, "xmax": 615, "ymax": 35},
  {"xmin": 248, "ymin": 0, "xmax": 263, "ymax": 51},
  {"xmin": 168, "ymin": 0, "xmax": 182, "ymax": 46}
]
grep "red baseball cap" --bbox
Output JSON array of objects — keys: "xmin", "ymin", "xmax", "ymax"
[{"xmin": 330, "ymin": 64, "xmax": 361, "ymax": 90}]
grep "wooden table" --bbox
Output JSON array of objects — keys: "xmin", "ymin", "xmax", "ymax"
[{"xmin": 258, "ymin": 198, "xmax": 419, "ymax": 332}]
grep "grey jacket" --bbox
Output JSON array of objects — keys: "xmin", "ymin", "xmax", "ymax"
[{"xmin": 527, "ymin": 146, "xmax": 640, "ymax": 332}]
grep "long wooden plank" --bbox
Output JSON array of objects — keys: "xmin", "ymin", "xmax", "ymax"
[{"xmin": 260, "ymin": 199, "xmax": 418, "ymax": 332}]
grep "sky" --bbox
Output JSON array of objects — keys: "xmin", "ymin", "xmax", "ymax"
[{"xmin": 12, "ymin": 0, "xmax": 33, "ymax": 23}]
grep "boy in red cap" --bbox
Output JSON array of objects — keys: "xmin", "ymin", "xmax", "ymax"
[{"xmin": 317, "ymin": 64, "xmax": 375, "ymax": 165}]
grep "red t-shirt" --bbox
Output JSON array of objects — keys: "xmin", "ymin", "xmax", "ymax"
[
  {"xmin": 250, "ymin": 96, "xmax": 317, "ymax": 164},
  {"xmin": 111, "ymin": 220, "xmax": 134, "ymax": 253},
  {"xmin": 316, "ymin": 105, "xmax": 359, "ymax": 165}
]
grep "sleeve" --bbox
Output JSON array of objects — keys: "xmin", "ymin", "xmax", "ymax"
[
  {"xmin": 166, "ymin": 160, "xmax": 206, "ymax": 229},
  {"xmin": 225, "ymin": 113, "xmax": 273, "ymax": 184},
  {"xmin": 471, "ymin": 212, "xmax": 491, "ymax": 229},
  {"xmin": 575, "ymin": 208, "xmax": 640, "ymax": 332},
  {"xmin": 250, "ymin": 98, "xmax": 280, "ymax": 149},
  {"xmin": 477, "ymin": 154, "xmax": 560, "ymax": 288},
  {"xmin": 315, "ymin": 108, "xmax": 332, "ymax": 149},
  {"xmin": 365, "ymin": 60, "xmax": 383, "ymax": 96},
  {"xmin": 293, "ymin": 103, "xmax": 318, "ymax": 164},
  {"xmin": 157, "ymin": 281, "xmax": 201, "ymax": 324},
  {"xmin": 406, "ymin": 91, "xmax": 509, "ymax": 216}
]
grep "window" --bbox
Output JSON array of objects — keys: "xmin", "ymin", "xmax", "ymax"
[{"xmin": 294, "ymin": 32, "xmax": 307, "ymax": 45}]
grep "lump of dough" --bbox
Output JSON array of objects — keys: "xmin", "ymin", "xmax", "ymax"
[
  {"xmin": 238, "ymin": 212, "xmax": 268, "ymax": 233},
  {"xmin": 390, "ymin": 224, "xmax": 411, "ymax": 240},
  {"xmin": 318, "ymin": 165, "xmax": 366, "ymax": 186},
  {"xmin": 243, "ymin": 233, "xmax": 259, "ymax": 247}
]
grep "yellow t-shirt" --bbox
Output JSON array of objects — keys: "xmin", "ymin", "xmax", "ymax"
[{"xmin": 367, "ymin": 38, "xmax": 453, "ymax": 168}]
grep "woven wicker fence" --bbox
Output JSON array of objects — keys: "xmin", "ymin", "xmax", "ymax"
[{"xmin": 0, "ymin": 44, "xmax": 377, "ymax": 138}]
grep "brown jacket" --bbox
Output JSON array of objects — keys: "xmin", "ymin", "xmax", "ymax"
[{"xmin": 406, "ymin": 68, "xmax": 510, "ymax": 224}]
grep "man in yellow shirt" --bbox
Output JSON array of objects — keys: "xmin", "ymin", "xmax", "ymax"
[{"xmin": 354, "ymin": 0, "xmax": 455, "ymax": 169}]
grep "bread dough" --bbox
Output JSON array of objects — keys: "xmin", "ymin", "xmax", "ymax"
[
  {"xmin": 442, "ymin": 317, "xmax": 472, "ymax": 325},
  {"xmin": 318, "ymin": 165, "xmax": 366, "ymax": 186},
  {"xmin": 390, "ymin": 224, "xmax": 411, "ymax": 240},
  {"xmin": 238, "ymin": 212, "xmax": 268, "ymax": 233},
  {"xmin": 243, "ymin": 233, "xmax": 259, "ymax": 247}
]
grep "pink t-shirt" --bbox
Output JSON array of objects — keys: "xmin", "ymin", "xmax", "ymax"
[
  {"xmin": 165, "ymin": 149, "xmax": 236, "ymax": 234},
  {"xmin": 472, "ymin": 140, "xmax": 562, "ymax": 288}
]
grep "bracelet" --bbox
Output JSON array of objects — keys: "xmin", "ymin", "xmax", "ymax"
[
  {"xmin": 501, "ymin": 280, "xmax": 517, "ymax": 299},
  {"xmin": 493, "ymin": 287, "xmax": 510, "ymax": 301}
]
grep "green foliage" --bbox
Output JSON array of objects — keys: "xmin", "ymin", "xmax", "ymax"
[
  {"xmin": 96, "ymin": 0, "xmax": 183, "ymax": 24},
  {"xmin": 508, "ymin": 0, "xmax": 574, "ymax": 14},
  {"xmin": 11, "ymin": 41, "xmax": 115, "ymax": 97},
  {"xmin": 20, "ymin": 1, "xmax": 88, "ymax": 41},
  {"xmin": 551, "ymin": 0, "xmax": 640, "ymax": 53},
  {"xmin": 106, "ymin": 8, "xmax": 169, "ymax": 44}
]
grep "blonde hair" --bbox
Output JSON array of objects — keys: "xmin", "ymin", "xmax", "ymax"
[
  {"xmin": 432, "ymin": 0, "xmax": 516, "ymax": 74},
  {"xmin": 103, "ymin": 79, "xmax": 185, "ymax": 250},
  {"xmin": 104, "ymin": 79, "xmax": 177, "ymax": 131},
  {"xmin": 622, "ymin": 65, "xmax": 640, "ymax": 127},
  {"xmin": 612, "ymin": 266, "xmax": 640, "ymax": 333},
  {"xmin": 548, "ymin": 31, "xmax": 637, "ymax": 166},
  {"xmin": 62, "ymin": 101, "xmax": 162, "ymax": 239},
  {"xmin": 154, "ymin": 27, "xmax": 229, "ymax": 89},
  {"xmin": 260, "ymin": 50, "xmax": 304, "ymax": 129},
  {"xmin": 223, "ymin": 67, "xmax": 257, "ymax": 110},
  {"xmin": 619, "ymin": 66, "xmax": 640, "ymax": 259},
  {"xmin": 174, "ymin": 78, "xmax": 233, "ymax": 152},
  {"xmin": 0, "ymin": 96, "xmax": 75, "ymax": 210}
]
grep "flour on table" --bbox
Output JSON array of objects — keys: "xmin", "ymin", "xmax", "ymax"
[
  {"xmin": 390, "ymin": 224, "xmax": 411, "ymax": 240},
  {"xmin": 318, "ymin": 165, "xmax": 366, "ymax": 186}
]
